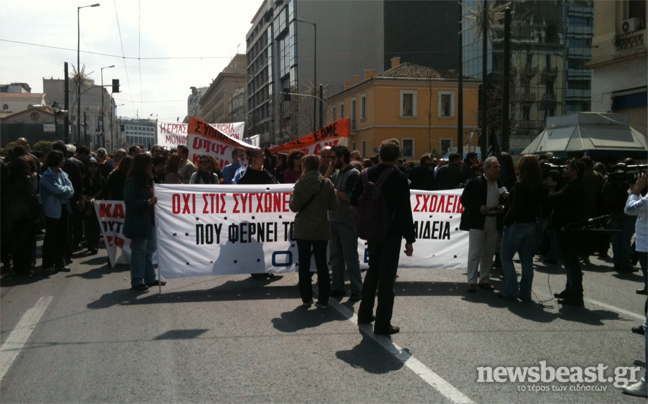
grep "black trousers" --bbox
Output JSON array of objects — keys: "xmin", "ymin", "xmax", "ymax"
[
  {"xmin": 358, "ymin": 235, "xmax": 402, "ymax": 331},
  {"xmin": 297, "ymin": 239, "xmax": 330, "ymax": 305},
  {"xmin": 43, "ymin": 210, "xmax": 69, "ymax": 269},
  {"xmin": 558, "ymin": 232, "xmax": 583, "ymax": 299}
]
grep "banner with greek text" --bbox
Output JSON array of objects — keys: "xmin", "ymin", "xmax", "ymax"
[
  {"xmin": 268, "ymin": 118, "xmax": 350, "ymax": 156},
  {"xmin": 157, "ymin": 121, "xmax": 245, "ymax": 149},
  {"xmin": 94, "ymin": 201, "xmax": 132, "ymax": 267},
  {"xmin": 186, "ymin": 116, "xmax": 253, "ymax": 169},
  {"xmin": 154, "ymin": 184, "xmax": 468, "ymax": 278}
]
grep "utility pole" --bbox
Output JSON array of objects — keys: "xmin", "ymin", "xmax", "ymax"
[{"xmin": 64, "ymin": 62, "xmax": 70, "ymax": 143}]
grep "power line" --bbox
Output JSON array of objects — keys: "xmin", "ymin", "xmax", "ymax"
[{"xmin": 113, "ymin": 0, "xmax": 135, "ymax": 114}]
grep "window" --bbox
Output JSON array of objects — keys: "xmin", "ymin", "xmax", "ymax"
[
  {"xmin": 351, "ymin": 98, "xmax": 356, "ymax": 129},
  {"xmin": 402, "ymin": 138, "xmax": 414, "ymax": 159},
  {"xmin": 400, "ymin": 91, "xmax": 417, "ymax": 117},
  {"xmin": 332, "ymin": 105, "xmax": 336, "ymax": 121},
  {"xmin": 340, "ymin": 103, "xmax": 345, "ymax": 118},
  {"xmin": 361, "ymin": 93, "xmax": 366, "ymax": 119},
  {"xmin": 2, "ymin": 104, "xmax": 7, "ymax": 110},
  {"xmin": 440, "ymin": 139, "xmax": 452, "ymax": 154},
  {"xmin": 438, "ymin": 92, "xmax": 455, "ymax": 118},
  {"xmin": 361, "ymin": 140, "xmax": 366, "ymax": 157}
]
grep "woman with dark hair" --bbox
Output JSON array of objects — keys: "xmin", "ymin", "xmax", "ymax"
[
  {"xmin": 499, "ymin": 155, "xmax": 545, "ymax": 301},
  {"xmin": 83, "ymin": 158, "xmax": 105, "ymax": 254},
  {"xmin": 40, "ymin": 150, "xmax": 74, "ymax": 275},
  {"xmin": 95, "ymin": 155, "xmax": 133, "ymax": 201},
  {"xmin": 123, "ymin": 154, "xmax": 165, "ymax": 291},
  {"xmin": 274, "ymin": 153, "xmax": 288, "ymax": 184},
  {"xmin": 164, "ymin": 154, "xmax": 183, "ymax": 184},
  {"xmin": 290, "ymin": 154, "xmax": 338, "ymax": 308},
  {"xmin": 189, "ymin": 155, "xmax": 219, "ymax": 184},
  {"xmin": 207, "ymin": 155, "xmax": 224, "ymax": 184},
  {"xmin": 283, "ymin": 150, "xmax": 304, "ymax": 183}
]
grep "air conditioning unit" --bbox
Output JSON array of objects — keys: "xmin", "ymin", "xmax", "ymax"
[{"xmin": 622, "ymin": 18, "xmax": 641, "ymax": 34}]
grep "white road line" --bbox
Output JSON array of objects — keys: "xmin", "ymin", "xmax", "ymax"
[
  {"xmin": 585, "ymin": 298, "xmax": 645, "ymax": 321},
  {"xmin": 330, "ymin": 300, "xmax": 474, "ymax": 404},
  {"xmin": 0, "ymin": 296, "xmax": 53, "ymax": 381}
]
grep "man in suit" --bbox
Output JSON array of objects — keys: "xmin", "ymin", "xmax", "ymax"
[{"xmin": 460, "ymin": 156, "xmax": 505, "ymax": 293}]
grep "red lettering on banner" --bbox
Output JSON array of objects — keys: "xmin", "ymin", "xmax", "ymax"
[
  {"xmin": 172, "ymin": 193, "xmax": 196, "ymax": 214},
  {"xmin": 413, "ymin": 193, "xmax": 464, "ymax": 213},
  {"xmin": 99, "ymin": 202, "xmax": 125, "ymax": 219},
  {"xmin": 233, "ymin": 193, "xmax": 241, "ymax": 213},
  {"xmin": 202, "ymin": 193, "xmax": 227, "ymax": 214}
]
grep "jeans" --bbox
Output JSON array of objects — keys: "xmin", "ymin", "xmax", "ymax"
[
  {"xmin": 329, "ymin": 221, "xmax": 362, "ymax": 295},
  {"xmin": 358, "ymin": 235, "xmax": 402, "ymax": 331},
  {"xmin": 639, "ymin": 251, "xmax": 648, "ymax": 294},
  {"xmin": 130, "ymin": 231, "xmax": 157, "ymax": 286},
  {"xmin": 297, "ymin": 239, "xmax": 330, "ymax": 305},
  {"xmin": 611, "ymin": 212, "xmax": 636, "ymax": 268},
  {"xmin": 501, "ymin": 223, "xmax": 537, "ymax": 300}
]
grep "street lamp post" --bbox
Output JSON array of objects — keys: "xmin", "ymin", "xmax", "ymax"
[
  {"xmin": 100, "ymin": 64, "xmax": 114, "ymax": 148},
  {"xmin": 52, "ymin": 102, "xmax": 60, "ymax": 140},
  {"xmin": 296, "ymin": 18, "xmax": 317, "ymax": 132},
  {"xmin": 77, "ymin": 2, "xmax": 100, "ymax": 145}
]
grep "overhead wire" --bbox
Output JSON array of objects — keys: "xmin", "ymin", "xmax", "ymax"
[{"xmin": 112, "ymin": 0, "xmax": 136, "ymax": 115}]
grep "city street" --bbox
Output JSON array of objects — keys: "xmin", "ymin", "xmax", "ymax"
[{"xmin": 1, "ymin": 240, "xmax": 646, "ymax": 404}]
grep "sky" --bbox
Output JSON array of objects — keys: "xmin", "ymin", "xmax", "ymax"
[{"xmin": 0, "ymin": 0, "xmax": 262, "ymax": 122}]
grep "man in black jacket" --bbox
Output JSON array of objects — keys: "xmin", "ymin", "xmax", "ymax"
[
  {"xmin": 436, "ymin": 153, "xmax": 463, "ymax": 190},
  {"xmin": 546, "ymin": 158, "xmax": 588, "ymax": 307},
  {"xmin": 408, "ymin": 154, "xmax": 435, "ymax": 190},
  {"xmin": 460, "ymin": 157, "xmax": 505, "ymax": 293},
  {"xmin": 351, "ymin": 138, "xmax": 415, "ymax": 335}
]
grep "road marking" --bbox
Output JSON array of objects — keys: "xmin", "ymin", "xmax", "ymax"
[
  {"xmin": 330, "ymin": 300, "xmax": 474, "ymax": 404},
  {"xmin": 0, "ymin": 296, "xmax": 53, "ymax": 381},
  {"xmin": 585, "ymin": 298, "xmax": 645, "ymax": 321}
]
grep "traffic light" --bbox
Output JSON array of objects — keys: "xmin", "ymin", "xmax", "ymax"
[{"xmin": 112, "ymin": 79, "xmax": 120, "ymax": 93}]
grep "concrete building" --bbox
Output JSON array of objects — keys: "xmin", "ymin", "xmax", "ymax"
[
  {"xmin": 327, "ymin": 58, "xmax": 480, "ymax": 160},
  {"xmin": 0, "ymin": 92, "xmax": 47, "ymax": 118},
  {"xmin": 0, "ymin": 83, "xmax": 32, "ymax": 94},
  {"xmin": 199, "ymin": 54, "xmax": 247, "ymax": 124},
  {"xmin": 187, "ymin": 86, "xmax": 208, "ymax": 122},
  {"xmin": 588, "ymin": 0, "xmax": 647, "ymax": 135},
  {"xmin": 246, "ymin": 0, "xmax": 385, "ymax": 145},
  {"xmin": 121, "ymin": 118, "xmax": 157, "ymax": 150},
  {"xmin": 43, "ymin": 78, "xmax": 116, "ymax": 149},
  {"xmin": 462, "ymin": 0, "xmax": 595, "ymax": 152}
]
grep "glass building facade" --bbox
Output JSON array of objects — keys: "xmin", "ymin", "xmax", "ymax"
[{"xmin": 461, "ymin": 0, "xmax": 593, "ymax": 146}]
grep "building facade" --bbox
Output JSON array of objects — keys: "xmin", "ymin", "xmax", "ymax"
[
  {"xmin": 326, "ymin": 59, "xmax": 480, "ymax": 160},
  {"xmin": 199, "ymin": 54, "xmax": 247, "ymax": 124},
  {"xmin": 588, "ymin": 0, "xmax": 647, "ymax": 135},
  {"xmin": 43, "ymin": 78, "xmax": 116, "ymax": 150},
  {"xmin": 121, "ymin": 118, "xmax": 157, "ymax": 150},
  {"xmin": 187, "ymin": 86, "xmax": 208, "ymax": 122},
  {"xmin": 246, "ymin": 0, "xmax": 385, "ymax": 145},
  {"xmin": 462, "ymin": 0, "xmax": 594, "ymax": 152}
]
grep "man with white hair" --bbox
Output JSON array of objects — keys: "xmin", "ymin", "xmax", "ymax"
[{"xmin": 460, "ymin": 156, "xmax": 505, "ymax": 293}]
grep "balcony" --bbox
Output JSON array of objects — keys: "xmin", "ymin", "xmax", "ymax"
[{"xmin": 616, "ymin": 29, "xmax": 646, "ymax": 51}]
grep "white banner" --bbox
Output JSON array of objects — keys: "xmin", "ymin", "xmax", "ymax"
[
  {"xmin": 157, "ymin": 121, "xmax": 245, "ymax": 149},
  {"xmin": 154, "ymin": 184, "xmax": 468, "ymax": 279},
  {"xmin": 94, "ymin": 200, "xmax": 132, "ymax": 267}
]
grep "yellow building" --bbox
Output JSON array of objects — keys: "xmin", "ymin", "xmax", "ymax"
[{"xmin": 326, "ymin": 58, "xmax": 480, "ymax": 160}]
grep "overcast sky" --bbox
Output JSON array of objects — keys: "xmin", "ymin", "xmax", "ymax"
[{"xmin": 0, "ymin": 0, "xmax": 262, "ymax": 122}]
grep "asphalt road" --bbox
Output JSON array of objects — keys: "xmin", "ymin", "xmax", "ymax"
[{"xmin": 1, "ymin": 240, "xmax": 646, "ymax": 403}]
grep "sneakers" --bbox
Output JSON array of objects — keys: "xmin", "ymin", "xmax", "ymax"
[
  {"xmin": 302, "ymin": 299, "xmax": 314, "ymax": 307},
  {"xmin": 314, "ymin": 302, "xmax": 329, "ymax": 309},
  {"xmin": 623, "ymin": 378, "xmax": 648, "ymax": 397}
]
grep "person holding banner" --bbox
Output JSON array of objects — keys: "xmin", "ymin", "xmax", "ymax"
[
  {"xmin": 290, "ymin": 155, "xmax": 338, "ymax": 308},
  {"xmin": 222, "ymin": 148, "xmax": 245, "ymax": 184},
  {"xmin": 123, "ymin": 154, "xmax": 165, "ymax": 291},
  {"xmin": 189, "ymin": 156, "xmax": 219, "ymax": 184},
  {"xmin": 238, "ymin": 148, "xmax": 280, "ymax": 279}
]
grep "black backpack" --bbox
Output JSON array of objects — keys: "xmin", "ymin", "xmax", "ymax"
[{"xmin": 355, "ymin": 168, "xmax": 393, "ymax": 240}]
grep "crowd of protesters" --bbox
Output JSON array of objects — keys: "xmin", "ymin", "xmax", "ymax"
[{"xmin": 1, "ymin": 140, "xmax": 646, "ymax": 327}]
